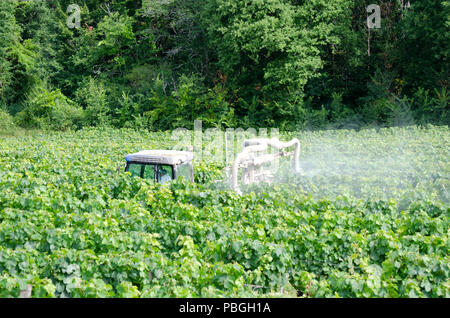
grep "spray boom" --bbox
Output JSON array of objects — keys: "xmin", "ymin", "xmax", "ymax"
[{"xmin": 230, "ymin": 137, "xmax": 300, "ymax": 194}]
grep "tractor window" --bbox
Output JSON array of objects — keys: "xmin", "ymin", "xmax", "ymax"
[
  {"xmin": 143, "ymin": 164, "xmax": 156, "ymax": 181},
  {"xmin": 157, "ymin": 165, "xmax": 173, "ymax": 184},
  {"xmin": 127, "ymin": 163, "xmax": 143, "ymax": 178},
  {"xmin": 177, "ymin": 163, "xmax": 192, "ymax": 181}
]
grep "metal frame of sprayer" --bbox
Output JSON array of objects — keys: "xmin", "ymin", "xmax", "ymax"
[{"xmin": 226, "ymin": 137, "xmax": 301, "ymax": 194}]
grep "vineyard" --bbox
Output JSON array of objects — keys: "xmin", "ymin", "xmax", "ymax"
[{"xmin": 0, "ymin": 125, "xmax": 448, "ymax": 297}]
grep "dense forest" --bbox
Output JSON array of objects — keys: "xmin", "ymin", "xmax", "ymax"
[{"xmin": 0, "ymin": 0, "xmax": 448, "ymax": 132}]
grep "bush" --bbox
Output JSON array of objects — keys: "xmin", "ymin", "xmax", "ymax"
[
  {"xmin": 0, "ymin": 109, "xmax": 15, "ymax": 131},
  {"xmin": 412, "ymin": 88, "xmax": 449, "ymax": 126},
  {"xmin": 15, "ymin": 86, "xmax": 84, "ymax": 131},
  {"xmin": 383, "ymin": 96, "xmax": 415, "ymax": 127},
  {"xmin": 143, "ymin": 74, "xmax": 236, "ymax": 130},
  {"xmin": 113, "ymin": 92, "xmax": 140, "ymax": 128},
  {"xmin": 74, "ymin": 77, "xmax": 110, "ymax": 127}
]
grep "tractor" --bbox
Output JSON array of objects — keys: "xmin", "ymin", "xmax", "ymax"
[
  {"xmin": 122, "ymin": 150, "xmax": 194, "ymax": 184},
  {"xmin": 121, "ymin": 137, "xmax": 300, "ymax": 193}
]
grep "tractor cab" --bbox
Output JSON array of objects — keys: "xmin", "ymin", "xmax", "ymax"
[{"xmin": 124, "ymin": 150, "xmax": 194, "ymax": 184}]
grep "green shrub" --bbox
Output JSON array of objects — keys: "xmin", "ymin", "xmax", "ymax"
[
  {"xmin": 143, "ymin": 74, "xmax": 236, "ymax": 130},
  {"xmin": 15, "ymin": 87, "xmax": 84, "ymax": 131},
  {"xmin": 74, "ymin": 77, "xmax": 110, "ymax": 127},
  {"xmin": 0, "ymin": 109, "xmax": 15, "ymax": 131},
  {"xmin": 412, "ymin": 88, "xmax": 449, "ymax": 126}
]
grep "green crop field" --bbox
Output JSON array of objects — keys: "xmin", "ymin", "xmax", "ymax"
[{"xmin": 0, "ymin": 125, "xmax": 448, "ymax": 297}]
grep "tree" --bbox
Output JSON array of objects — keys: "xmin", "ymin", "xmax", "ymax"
[
  {"xmin": 0, "ymin": 0, "xmax": 23, "ymax": 107},
  {"xmin": 396, "ymin": 0, "xmax": 449, "ymax": 93},
  {"xmin": 204, "ymin": 0, "xmax": 350, "ymax": 126}
]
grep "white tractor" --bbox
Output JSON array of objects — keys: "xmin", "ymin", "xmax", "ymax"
[{"xmin": 122, "ymin": 137, "xmax": 300, "ymax": 193}]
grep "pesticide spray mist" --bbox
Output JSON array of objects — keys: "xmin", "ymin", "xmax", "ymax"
[{"xmin": 241, "ymin": 126, "xmax": 449, "ymax": 208}]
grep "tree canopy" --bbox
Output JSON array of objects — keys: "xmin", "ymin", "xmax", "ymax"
[{"xmin": 0, "ymin": 0, "xmax": 448, "ymax": 131}]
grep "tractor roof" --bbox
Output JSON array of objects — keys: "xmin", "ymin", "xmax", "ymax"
[{"xmin": 125, "ymin": 150, "xmax": 193, "ymax": 165}]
